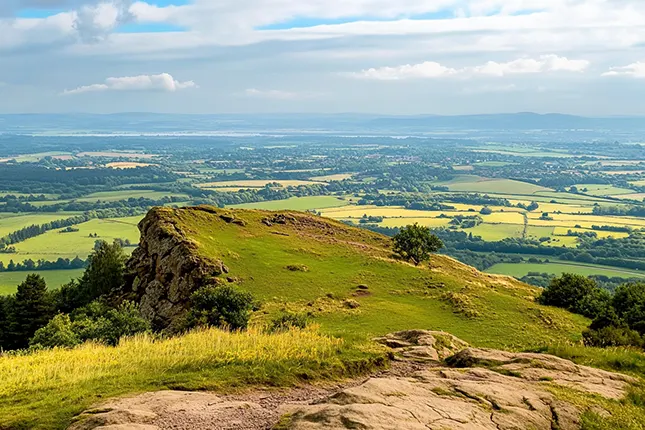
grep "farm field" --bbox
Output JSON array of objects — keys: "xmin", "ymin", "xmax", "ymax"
[
  {"xmin": 197, "ymin": 180, "xmax": 326, "ymax": 188},
  {"xmin": 616, "ymin": 193, "xmax": 645, "ymax": 201},
  {"xmin": 105, "ymin": 162, "xmax": 154, "ymax": 169},
  {"xmin": 0, "ymin": 213, "xmax": 83, "ymax": 237},
  {"xmin": 466, "ymin": 223, "xmax": 525, "ymax": 241},
  {"xmin": 487, "ymin": 261, "xmax": 645, "ymax": 279},
  {"xmin": 434, "ymin": 175, "xmax": 552, "ymax": 194},
  {"xmin": 231, "ymin": 196, "xmax": 352, "ymax": 211},
  {"xmin": 0, "ymin": 269, "xmax": 84, "ymax": 296},
  {"xmin": 309, "ymin": 173, "xmax": 354, "ymax": 181},
  {"xmin": 0, "ymin": 217, "xmax": 142, "ymax": 265},
  {"xmin": 76, "ymin": 190, "xmax": 188, "ymax": 202},
  {"xmin": 573, "ymin": 184, "xmax": 635, "ymax": 196}
]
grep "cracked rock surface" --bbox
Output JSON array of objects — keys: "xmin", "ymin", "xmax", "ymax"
[{"xmin": 68, "ymin": 331, "xmax": 637, "ymax": 430}]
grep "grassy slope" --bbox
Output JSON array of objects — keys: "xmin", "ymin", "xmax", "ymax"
[{"xmin": 172, "ymin": 207, "xmax": 588, "ymax": 349}]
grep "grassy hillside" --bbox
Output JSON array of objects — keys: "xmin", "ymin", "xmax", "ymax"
[{"xmin": 166, "ymin": 207, "xmax": 589, "ymax": 349}]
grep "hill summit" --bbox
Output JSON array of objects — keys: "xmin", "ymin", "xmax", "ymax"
[{"xmin": 121, "ymin": 205, "xmax": 587, "ymax": 348}]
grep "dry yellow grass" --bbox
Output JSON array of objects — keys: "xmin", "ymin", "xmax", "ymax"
[{"xmin": 0, "ymin": 326, "xmax": 369, "ymax": 429}]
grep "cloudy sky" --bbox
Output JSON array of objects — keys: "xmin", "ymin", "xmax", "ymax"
[{"xmin": 0, "ymin": 0, "xmax": 644, "ymax": 115}]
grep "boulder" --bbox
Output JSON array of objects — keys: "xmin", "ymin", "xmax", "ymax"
[{"xmin": 374, "ymin": 330, "xmax": 470, "ymax": 362}]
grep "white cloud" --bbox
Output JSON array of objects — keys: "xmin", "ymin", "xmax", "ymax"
[
  {"xmin": 354, "ymin": 62, "xmax": 458, "ymax": 80},
  {"xmin": 243, "ymin": 88, "xmax": 306, "ymax": 100},
  {"xmin": 62, "ymin": 72, "xmax": 197, "ymax": 94},
  {"xmin": 351, "ymin": 55, "xmax": 589, "ymax": 80},
  {"xmin": 602, "ymin": 62, "xmax": 645, "ymax": 78}
]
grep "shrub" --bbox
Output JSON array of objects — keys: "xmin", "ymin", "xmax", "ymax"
[
  {"xmin": 582, "ymin": 326, "xmax": 643, "ymax": 348},
  {"xmin": 183, "ymin": 285, "xmax": 256, "ymax": 330},
  {"xmin": 30, "ymin": 314, "xmax": 80, "ymax": 349},
  {"xmin": 270, "ymin": 312, "xmax": 308, "ymax": 332},
  {"xmin": 29, "ymin": 301, "xmax": 150, "ymax": 348}
]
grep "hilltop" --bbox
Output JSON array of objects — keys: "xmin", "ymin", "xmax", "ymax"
[{"xmin": 122, "ymin": 205, "xmax": 588, "ymax": 348}]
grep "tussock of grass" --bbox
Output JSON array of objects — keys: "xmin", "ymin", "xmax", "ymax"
[
  {"xmin": 0, "ymin": 326, "xmax": 384, "ymax": 429},
  {"xmin": 532, "ymin": 343, "xmax": 645, "ymax": 379}
]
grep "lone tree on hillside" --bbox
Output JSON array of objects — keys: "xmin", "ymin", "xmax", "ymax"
[{"xmin": 393, "ymin": 223, "xmax": 443, "ymax": 265}]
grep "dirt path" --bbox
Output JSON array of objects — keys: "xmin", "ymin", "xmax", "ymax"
[{"xmin": 70, "ymin": 362, "xmax": 426, "ymax": 430}]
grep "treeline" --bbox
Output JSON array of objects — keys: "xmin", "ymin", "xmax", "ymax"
[
  {"xmin": 355, "ymin": 223, "xmax": 645, "ymax": 273},
  {"xmin": 593, "ymin": 205, "xmax": 645, "ymax": 217},
  {"xmin": 520, "ymin": 272, "xmax": 643, "ymax": 291},
  {"xmin": 0, "ymin": 257, "xmax": 87, "ymax": 272},
  {"xmin": 0, "ymin": 165, "xmax": 178, "ymax": 198},
  {"xmin": 357, "ymin": 192, "xmax": 512, "ymax": 208},
  {"xmin": 0, "ymin": 196, "xmax": 186, "ymax": 213}
]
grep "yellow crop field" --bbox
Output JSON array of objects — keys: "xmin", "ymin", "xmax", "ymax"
[
  {"xmin": 553, "ymin": 227, "xmax": 630, "ymax": 239},
  {"xmin": 321, "ymin": 206, "xmax": 441, "ymax": 219},
  {"xmin": 198, "ymin": 180, "xmax": 325, "ymax": 188},
  {"xmin": 106, "ymin": 162, "xmax": 154, "ymax": 169},
  {"xmin": 481, "ymin": 212, "xmax": 525, "ymax": 224},
  {"xmin": 378, "ymin": 217, "xmax": 452, "ymax": 228},
  {"xmin": 615, "ymin": 193, "xmax": 645, "ymax": 201},
  {"xmin": 309, "ymin": 173, "xmax": 354, "ymax": 181}
]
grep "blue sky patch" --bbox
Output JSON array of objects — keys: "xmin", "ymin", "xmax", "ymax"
[
  {"xmin": 117, "ymin": 23, "xmax": 187, "ymax": 33},
  {"xmin": 15, "ymin": 8, "xmax": 65, "ymax": 18},
  {"xmin": 259, "ymin": 11, "xmax": 457, "ymax": 30}
]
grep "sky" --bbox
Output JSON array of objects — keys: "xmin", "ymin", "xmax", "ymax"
[{"xmin": 0, "ymin": 0, "xmax": 644, "ymax": 115}]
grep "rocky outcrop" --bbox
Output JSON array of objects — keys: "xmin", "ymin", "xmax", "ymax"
[
  {"xmin": 121, "ymin": 207, "xmax": 228, "ymax": 331},
  {"xmin": 70, "ymin": 331, "xmax": 638, "ymax": 430},
  {"xmin": 281, "ymin": 331, "xmax": 637, "ymax": 430},
  {"xmin": 374, "ymin": 330, "xmax": 470, "ymax": 362}
]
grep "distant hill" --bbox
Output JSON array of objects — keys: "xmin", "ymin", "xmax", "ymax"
[{"xmin": 1, "ymin": 112, "xmax": 644, "ymax": 134}]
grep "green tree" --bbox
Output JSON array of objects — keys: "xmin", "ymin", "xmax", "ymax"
[
  {"xmin": 53, "ymin": 241, "xmax": 128, "ymax": 311},
  {"xmin": 5, "ymin": 274, "xmax": 53, "ymax": 350},
  {"xmin": 612, "ymin": 283, "xmax": 645, "ymax": 333},
  {"xmin": 393, "ymin": 223, "xmax": 443, "ymax": 265},
  {"xmin": 538, "ymin": 273, "xmax": 609, "ymax": 318}
]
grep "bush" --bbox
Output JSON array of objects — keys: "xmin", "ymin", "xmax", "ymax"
[
  {"xmin": 29, "ymin": 301, "xmax": 150, "ymax": 348},
  {"xmin": 270, "ymin": 312, "xmax": 308, "ymax": 332},
  {"xmin": 29, "ymin": 314, "xmax": 80, "ymax": 349},
  {"xmin": 583, "ymin": 326, "xmax": 644, "ymax": 348},
  {"xmin": 183, "ymin": 285, "xmax": 256, "ymax": 331}
]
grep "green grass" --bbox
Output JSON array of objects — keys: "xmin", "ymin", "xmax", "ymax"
[
  {"xmin": 76, "ymin": 190, "xmax": 188, "ymax": 203},
  {"xmin": 0, "ymin": 217, "xmax": 142, "ymax": 265},
  {"xmin": 434, "ymin": 175, "xmax": 551, "ymax": 194},
  {"xmin": 0, "ymin": 327, "xmax": 381, "ymax": 430},
  {"xmin": 0, "ymin": 269, "xmax": 84, "ymax": 296},
  {"xmin": 0, "ymin": 213, "xmax": 83, "ymax": 238},
  {"xmin": 466, "ymin": 223, "xmax": 525, "ymax": 240},
  {"xmin": 230, "ymin": 196, "xmax": 351, "ymax": 211},
  {"xmin": 574, "ymin": 184, "xmax": 636, "ymax": 196},
  {"xmin": 486, "ymin": 261, "xmax": 645, "ymax": 279}
]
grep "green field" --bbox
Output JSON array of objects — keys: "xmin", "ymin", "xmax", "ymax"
[
  {"xmin": 573, "ymin": 184, "xmax": 636, "ymax": 196},
  {"xmin": 466, "ymin": 223, "xmax": 524, "ymax": 240},
  {"xmin": 231, "ymin": 196, "xmax": 352, "ymax": 211},
  {"xmin": 0, "ymin": 269, "xmax": 84, "ymax": 296},
  {"xmin": 487, "ymin": 261, "xmax": 645, "ymax": 279},
  {"xmin": 434, "ymin": 175, "xmax": 551, "ymax": 194},
  {"xmin": 0, "ymin": 213, "xmax": 83, "ymax": 237},
  {"xmin": 0, "ymin": 217, "xmax": 142, "ymax": 265},
  {"xmin": 76, "ymin": 190, "xmax": 188, "ymax": 202}
]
